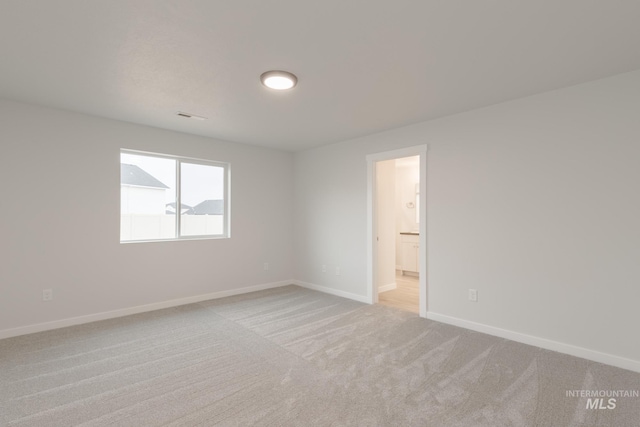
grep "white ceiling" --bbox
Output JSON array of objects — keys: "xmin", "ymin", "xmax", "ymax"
[{"xmin": 1, "ymin": 1, "xmax": 640, "ymax": 152}]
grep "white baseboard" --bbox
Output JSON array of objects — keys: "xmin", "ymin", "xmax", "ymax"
[
  {"xmin": 293, "ymin": 280, "xmax": 370, "ymax": 303},
  {"xmin": 378, "ymin": 282, "xmax": 397, "ymax": 293},
  {"xmin": 0, "ymin": 280, "xmax": 293, "ymax": 340},
  {"xmin": 427, "ymin": 311, "xmax": 640, "ymax": 373},
  {"xmin": 8, "ymin": 283, "xmax": 634, "ymax": 373}
]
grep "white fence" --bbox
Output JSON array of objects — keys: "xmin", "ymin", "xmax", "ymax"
[{"xmin": 121, "ymin": 214, "xmax": 224, "ymax": 241}]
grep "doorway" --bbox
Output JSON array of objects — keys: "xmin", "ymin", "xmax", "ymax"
[{"xmin": 366, "ymin": 146, "xmax": 427, "ymax": 317}]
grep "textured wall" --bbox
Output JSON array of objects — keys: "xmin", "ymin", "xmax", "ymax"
[
  {"xmin": 294, "ymin": 70, "xmax": 640, "ymax": 364},
  {"xmin": 0, "ymin": 99, "xmax": 294, "ymax": 332}
]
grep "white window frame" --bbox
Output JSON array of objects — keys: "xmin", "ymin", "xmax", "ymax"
[{"xmin": 120, "ymin": 149, "xmax": 230, "ymax": 243}]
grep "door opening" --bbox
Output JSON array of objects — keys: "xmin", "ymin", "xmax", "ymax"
[{"xmin": 366, "ymin": 146, "xmax": 427, "ymax": 317}]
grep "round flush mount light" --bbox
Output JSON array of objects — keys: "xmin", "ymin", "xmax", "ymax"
[{"xmin": 260, "ymin": 70, "xmax": 298, "ymax": 90}]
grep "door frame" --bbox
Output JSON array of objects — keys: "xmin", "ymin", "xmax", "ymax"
[{"xmin": 366, "ymin": 145, "xmax": 428, "ymax": 317}]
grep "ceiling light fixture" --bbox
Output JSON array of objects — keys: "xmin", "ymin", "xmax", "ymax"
[
  {"xmin": 176, "ymin": 111, "xmax": 207, "ymax": 120},
  {"xmin": 260, "ymin": 70, "xmax": 298, "ymax": 90}
]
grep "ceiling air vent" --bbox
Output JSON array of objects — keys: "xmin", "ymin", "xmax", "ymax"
[{"xmin": 176, "ymin": 111, "xmax": 207, "ymax": 120}]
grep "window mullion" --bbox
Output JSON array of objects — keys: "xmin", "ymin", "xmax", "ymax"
[
  {"xmin": 176, "ymin": 160, "xmax": 181, "ymax": 238},
  {"xmin": 224, "ymin": 164, "xmax": 229, "ymax": 237}
]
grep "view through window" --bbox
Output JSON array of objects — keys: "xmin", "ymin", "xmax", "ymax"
[{"xmin": 120, "ymin": 150, "xmax": 229, "ymax": 242}]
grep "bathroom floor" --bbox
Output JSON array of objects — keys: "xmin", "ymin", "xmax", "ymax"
[{"xmin": 378, "ymin": 273, "xmax": 419, "ymax": 314}]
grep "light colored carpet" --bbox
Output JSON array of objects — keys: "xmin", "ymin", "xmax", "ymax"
[{"xmin": 1, "ymin": 285, "xmax": 638, "ymax": 426}]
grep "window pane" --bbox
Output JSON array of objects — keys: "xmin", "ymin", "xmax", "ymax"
[
  {"xmin": 180, "ymin": 162, "xmax": 225, "ymax": 236},
  {"xmin": 120, "ymin": 153, "xmax": 176, "ymax": 241}
]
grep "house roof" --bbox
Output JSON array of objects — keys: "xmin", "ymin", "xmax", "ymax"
[
  {"xmin": 192, "ymin": 200, "xmax": 224, "ymax": 215},
  {"xmin": 165, "ymin": 202, "xmax": 194, "ymax": 215},
  {"xmin": 121, "ymin": 164, "xmax": 169, "ymax": 189}
]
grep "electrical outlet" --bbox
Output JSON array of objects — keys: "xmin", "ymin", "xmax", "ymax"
[
  {"xmin": 468, "ymin": 289, "xmax": 478, "ymax": 302},
  {"xmin": 321, "ymin": 265, "xmax": 326, "ymax": 273},
  {"xmin": 263, "ymin": 262, "xmax": 269, "ymax": 271},
  {"xmin": 336, "ymin": 266, "xmax": 341, "ymax": 276},
  {"xmin": 42, "ymin": 289, "xmax": 53, "ymax": 301}
]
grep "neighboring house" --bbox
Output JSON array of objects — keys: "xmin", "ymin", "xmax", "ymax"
[
  {"xmin": 191, "ymin": 199, "xmax": 224, "ymax": 215},
  {"xmin": 120, "ymin": 164, "xmax": 169, "ymax": 215},
  {"xmin": 165, "ymin": 202, "xmax": 194, "ymax": 215}
]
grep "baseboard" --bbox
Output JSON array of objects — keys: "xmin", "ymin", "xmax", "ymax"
[
  {"xmin": 378, "ymin": 282, "xmax": 397, "ymax": 293},
  {"xmin": 401, "ymin": 271, "xmax": 419, "ymax": 278},
  {"xmin": 10, "ymin": 284, "xmax": 634, "ymax": 373},
  {"xmin": 427, "ymin": 311, "xmax": 640, "ymax": 373},
  {"xmin": 0, "ymin": 280, "xmax": 294, "ymax": 340},
  {"xmin": 293, "ymin": 280, "xmax": 370, "ymax": 304}
]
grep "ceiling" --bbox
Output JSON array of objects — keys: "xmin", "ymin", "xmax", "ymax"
[{"xmin": 1, "ymin": 1, "xmax": 640, "ymax": 152}]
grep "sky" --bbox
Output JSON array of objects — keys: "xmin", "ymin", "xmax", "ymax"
[{"xmin": 121, "ymin": 152, "xmax": 224, "ymax": 207}]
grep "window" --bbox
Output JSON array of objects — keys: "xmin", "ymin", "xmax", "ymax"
[{"xmin": 120, "ymin": 150, "xmax": 229, "ymax": 242}]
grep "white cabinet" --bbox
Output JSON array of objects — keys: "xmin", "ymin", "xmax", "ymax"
[{"xmin": 401, "ymin": 233, "xmax": 419, "ymax": 274}]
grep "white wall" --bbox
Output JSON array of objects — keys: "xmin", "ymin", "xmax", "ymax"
[
  {"xmin": 294, "ymin": 70, "xmax": 640, "ymax": 367},
  {"xmin": 0, "ymin": 99, "xmax": 294, "ymax": 333}
]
